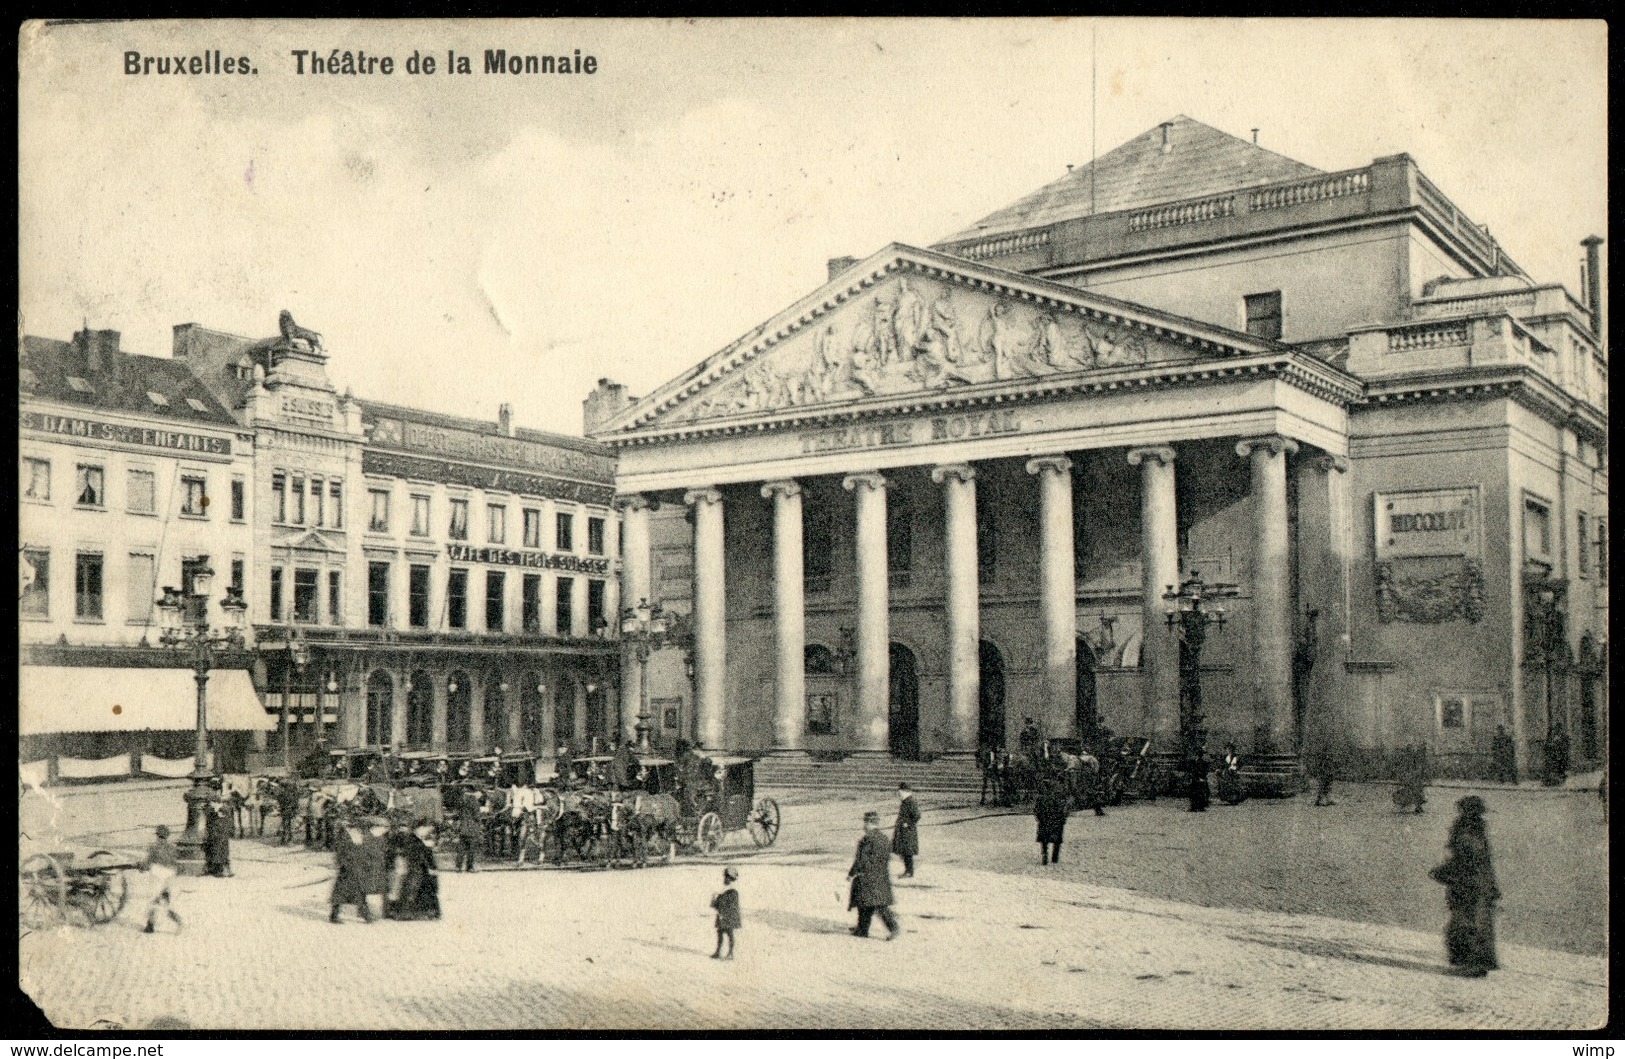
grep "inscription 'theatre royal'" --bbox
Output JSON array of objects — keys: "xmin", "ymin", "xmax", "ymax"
[{"xmin": 801, "ymin": 409, "xmax": 1022, "ymax": 455}]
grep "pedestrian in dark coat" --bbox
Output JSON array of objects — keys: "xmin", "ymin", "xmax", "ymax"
[
  {"xmin": 358, "ymin": 817, "xmax": 390, "ymax": 919},
  {"xmin": 329, "ymin": 821, "xmax": 374, "ymax": 923},
  {"xmin": 1034, "ymin": 779, "xmax": 1069, "ymax": 865},
  {"xmin": 1490, "ymin": 726, "xmax": 1518, "ymax": 785},
  {"xmin": 710, "ymin": 866, "xmax": 741, "ymax": 960},
  {"xmin": 847, "ymin": 811, "xmax": 898, "ymax": 940},
  {"xmin": 891, "ymin": 783, "xmax": 920, "ymax": 877},
  {"xmin": 1542, "ymin": 725, "xmax": 1570, "ymax": 787},
  {"xmin": 1431, "ymin": 796, "xmax": 1499, "ymax": 976},
  {"xmin": 1393, "ymin": 743, "xmax": 1430, "ymax": 813},
  {"xmin": 1309, "ymin": 742, "xmax": 1338, "ymax": 806},
  {"xmin": 455, "ymin": 806, "xmax": 481, "ymax": 873},
  {"xmin": 1186, "ymin": 751, "xmax": 1210, "ymax": 813},
  {"xmin": 204, "ymin": 800, "xmax": 233, "ymax": 877}
]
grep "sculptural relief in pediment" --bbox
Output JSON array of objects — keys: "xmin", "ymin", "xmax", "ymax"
[{"xmin": 668, "ymin": 273, "xmax": 1206, "ymax": 424}]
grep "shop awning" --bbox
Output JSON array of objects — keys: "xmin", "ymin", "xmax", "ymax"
[{"xmin": 19, "ymin": 667, "xmax": 276, "ymax": 736}]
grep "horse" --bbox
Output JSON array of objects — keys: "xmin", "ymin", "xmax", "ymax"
[{"xmin": 616, "ymin": 791, "xmax": 680, "ymax": 868}]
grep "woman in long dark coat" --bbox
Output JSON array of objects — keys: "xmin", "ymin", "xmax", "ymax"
[
  {"xmin": 204, "ymin": 800, "xmax": 233, "ymax": 877},
  {"xmin": 1431, "ymin": 795, "xmax": 1499, "ymax": 976},
  {"xmin": 385, "ymin": 822, "xmax": 442, "ymax": 921},
  {"xmin": 1034, "ymin": 779, "xmax": 1069, "ymax": 865}
]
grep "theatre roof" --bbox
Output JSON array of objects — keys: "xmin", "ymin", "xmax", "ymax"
[{"xmin": 940, "ymin": 115, "xmax": 1322, "ymax": 244}]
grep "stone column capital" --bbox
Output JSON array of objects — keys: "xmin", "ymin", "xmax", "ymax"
[
  {"xmin": 760, "ymin": 479, "xmax": 803, "ymax": 501},
  {"xmin": 931, "ymin": 463, "xmax": 977, "ymax": 486},
  {"xmin": 683, "ymin": 486, "xmax": 724, "ymax": 508},
  {"xmin": 614, "ymin": 493, "xmax": 657, "ymax": 513},
  {"xmin": 1314, "ymin": 453, "xmax": 1350, "ymax": 474},
  {"xmin": 842, "ymin": 471, "xmax": 889, "ymax": 494},
  {"xmin": 1235, "ymin": 435, "xmax": 1300, "ymax": 459},
  {"xmin": 1025, "ymin": 454, "xmax": 1073, "ymax": 477},
  {"xmin": 1126, "ymin": 445, "xmax": 1177, "ymax": 468}
]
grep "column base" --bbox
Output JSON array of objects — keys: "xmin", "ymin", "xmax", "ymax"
[
  {"xmin": 1240, "ymin": 754, "xmax": 1303, "ymax": 798},
  {"xmin": 846, "ymin": 749, "xmax": 895, "ymax": 761},
  {"xmin": 768, "ymin": 748, "xmax": 810, "ymax": 759}
]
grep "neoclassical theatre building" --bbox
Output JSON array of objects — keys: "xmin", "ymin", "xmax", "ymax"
[{"xmin": 586, "ymin": 117, "xmax": 1608, "ymax": 785}]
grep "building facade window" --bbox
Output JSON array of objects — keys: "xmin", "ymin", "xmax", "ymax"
[
  {"xmin": 447, "ymin": 568, "xmax": 469, "ymax": 629},
  {"xmin": 449, "ymin": 499, "xmax": 470, "ymax": 541},
  {"xmin": 486, "ymin": 571, "xmax": 505, "ymax": 631},
  {"xmin": 1578, "ymin": 513, "xmax": 1591, "ymax": 575},
  {"xmin": 1523, "ymin": 498, "xmax": 1552, "ymax": 560},
  {"xmin": 126, "ymin": 553, "xmax": 156, "ymax": 623},
  {"xmin": 368, "ymin": 563, "xmax": 390, "ymax": 627},
  {"xmin": 1244, "ymin": 290, "xmax": 1283, "ymax": 340},
  {"xmin": 22, "ymin": 457, "xmax": 50, "ymax": 501},
  {"xmin": 556, "ymin": 512, "xmax": 574, "ymax": 552},
  {"xmin": 329, "ymin": 480, "xmax": 343, "ymax": 528},
  {"xmin": 127, "ymin": 469, "xmax": 156, "ymax": 515},
  {"xmin": 293, "ymin": 568, "xmax": 319, "ymax": 623},
  {"xmin": 587, "ymin": 578, "xmax": 606, "ymax": 635},
  {"xmin": 75, "ymin": 552, "xmax": 104, "ymax": 620},
  {"xmin": 368, "ymin": 489, "xmax": 391, "ymax": 533},
  {"xmin": 804, "ymin": 503, "xmax": 833, "ymax": 592},
  {"xmin": 292, "ymin": 476, "xmax": 306, "ymax": 524},
  {"xmin": 522, "ymin": 574, "xmax": 542, "ymax": 633},
  {"xmin": 231, "ymin": 477, "xmax": 246, "ymax": 521},
  {"xmin": 230, "ymin": 556, "xmax": 244, "ymax": 595},
  {"xmin": 555, "ymin": 576, "xmax": 574, "ymax": 636},
  {"xmin": 523, "ymin": 508, "xmax": 542, "ymax": 548},
  {"xmin": 411, "ymin": 495, "xmax": 431, "ymax": 537},
  {"xmin": 270, "ymin": 567, "xmax": 284, "ymax": 621},
  {"xmin": 488, "ymin": 504, "xmax": 507, "ymax": 545},
  {"xmin": 20, "ymin": 549, "xmax": 50, "ymax": 618},
  {"xmin": 180, "ymin": 475, "xmax": 208, "ymax": 517},
  {"xmin": 328, "ymin": 570, "xmax": 343, "ymax": 625},
  {"xmin": 272, "ymin": 472, "xmax": 287, "ymax": 523},
  {"xmin": 587, "ymin": 517, "xmax": 606, "ymax": 556},
  {"xmin": 409, "ymin": 565, "xmax": 431, "ymax": 628},
  {"xmin": 887, "ymin": 493, "xmax": 913, "ymax": 577},
  {"xmin": 976, "ymin": 500, "xmax": 997, "ymax": 585},
  {"xmin": 1599, "ymin": 519, "xmax": 1609, "ymax": 583},
  {"xmin": 312, "ymin": 478, "xmax": 325, "ymax": 527},
  {"xmin": 76, "ymin": 464, "xmax": 105, "ymax": 508}
]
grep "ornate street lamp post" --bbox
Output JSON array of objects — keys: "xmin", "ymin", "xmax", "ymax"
[
  {"xmin": 620, "ymin": 598, "xmax": 684, "ymax": 753},
  {"xmin": 280, "ymin": 631, "xmax": 309, "ymax": 771},
  {"xmin": 154, "ymin": 566, "xmax": 249, "ymax": 876},
  {"xmin": 1163, "ymin": 572, "xmax": 1239, "ymax": 761}
]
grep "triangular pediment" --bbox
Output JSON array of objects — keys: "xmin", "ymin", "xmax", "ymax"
[
  {"xmin": 280, "ymin": 528, "xmax": 344, "ymax": 554},
  {"xmin": 604, "ymin": 244, "xmax": 1280, "ymax": 435}
]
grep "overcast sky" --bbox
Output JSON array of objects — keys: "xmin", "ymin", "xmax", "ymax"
[{"xmin": 19, "ymin": 19, "xmax": 1608, "ymax": 437}]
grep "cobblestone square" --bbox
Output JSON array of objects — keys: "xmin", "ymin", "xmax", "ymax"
[{"xmin": 18, "ymin": 779, "xmax": 1608, "ymax": 1032}]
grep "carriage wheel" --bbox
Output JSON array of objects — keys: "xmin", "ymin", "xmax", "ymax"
[
  {"xmin": 84, "ymin": 851, "xmax": 129, "ymax": 925},
  {"xmin": 747, "ymin": 798, "xmax": 781, "ymax": 848},
  {"xmin": 20, "ymin": 854, "xmax": 68, "ymax": 928},
  {"xmin": 695, "ymin": 812, "xmax": 723, "ymax": 855}
]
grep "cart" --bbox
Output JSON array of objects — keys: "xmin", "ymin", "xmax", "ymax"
[
  {"xmin": 670, "ymin": 755, "xmax": 781, "ymax": 854},
  {"xmin": 20, "ymin": 850, "xmax": 135, "ymax": 928}
]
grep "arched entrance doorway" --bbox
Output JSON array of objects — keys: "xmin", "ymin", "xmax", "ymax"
[
  {"xmin": 888, "ymin": 643, "xmax": 920, "ymax": 760},
  {"xmin": 520, "ymin": 671, "xmax": 546, "ymax": 754},
  {"xmin": 555, "ymin": 676, "xmax": 578, "ymax": 752},
  {"xmin": 978, "ymin": 640, "xmax": 1006, "ymax": 754},
  {"xmin": 446, "ymin": 671, "xmax": 472, "ymax": 748},
  {"xmin": 585, "ymin": 680, "xmax": 609, "ymax": 751},
  {"xmin": 482, "ymin": 678, "xmax": 506, "ymax": 752},
  {"xmin": 1076, "ymin": 639, "xmax": 1099, "ymax": 745},
  {"xmin": 365, "ymin": 670, "xmax": 393, "ymax": 747},
  {"xmin": 406, "ymin": 670, "xmax": 433, "ymax": 747}
]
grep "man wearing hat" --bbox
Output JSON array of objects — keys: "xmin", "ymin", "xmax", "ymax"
[
  {"xmin": 710, "ymin": 866, "xmax": 741, "ymax": 959},
  {"xmin": 848, "ymin": 811, "xmax": 899, "ymax": 940},
  {"xmin": 892, "ymin": 783, "xmax": 920, "ymax": 878}
]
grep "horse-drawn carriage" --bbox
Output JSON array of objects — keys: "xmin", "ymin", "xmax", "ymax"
[
  {"xmin": 982, "ymin": 735, "xmax": 1162, "ymax": 808},
  {"xmin": 20, "ymin": 849, "xmax": 135, "ymax": 928}
]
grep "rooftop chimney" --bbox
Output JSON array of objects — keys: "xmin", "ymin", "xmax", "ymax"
[
  {"xmin": 1581, "ymin": 235, "xmax": 1604, "ymax": 340},
  {"xmin": 827, "ymin": 256, "xmax": 860, "ymax": 282},
  {"xmin": 1251, "ymin": 128, "xmax": 1259, "ymax": 144},
  {"xmin": 1160, "ymin": 122, "xmax": 1174, "ymax": 154},
  {"xmin": 583, "ymin": 378, "xmax": 635, "ymax": 436},
  {"xmin": 73, "ymin": 328, "xmax": 122, "ymax": 376},
  {"xmin": 498, "ymin": 402, "xmax": 515, "ymax": 437}
]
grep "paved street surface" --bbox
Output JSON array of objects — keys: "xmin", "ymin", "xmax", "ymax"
[{"xmin": 18, "ymin": 780, "xmax": 1608, "ymax": 1031}]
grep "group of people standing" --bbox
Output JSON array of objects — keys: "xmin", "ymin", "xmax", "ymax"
[{"xmin": 329, "ymin": 816, "xmax": 441, "ymax": 923}]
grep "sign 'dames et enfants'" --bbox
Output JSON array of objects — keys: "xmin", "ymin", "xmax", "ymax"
[
  {"xmin": 445, "ymin": 543, "xmax": 610, "ymax": 575},
  {"xmin": 20, "ymin": 410, "xmax": 232, "ymax": 456}
]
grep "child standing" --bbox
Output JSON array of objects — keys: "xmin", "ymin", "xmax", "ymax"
[
  {"xmin": 710, "ymin": 866, "xmax": 740, "ymax": 960},
  {"xmin": 140, "ymin": 825, "xmax": 182, "ymax": 934}
]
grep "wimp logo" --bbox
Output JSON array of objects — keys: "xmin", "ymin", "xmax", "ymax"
[{"xmin": 1573, "ymin": 1047, "xmax": 1615, "ymax": 1058}]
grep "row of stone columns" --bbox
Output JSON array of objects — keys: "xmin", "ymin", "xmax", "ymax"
[{"xmin": 623, "ymin": 433, "xmax": 1332, "ymax": 757}]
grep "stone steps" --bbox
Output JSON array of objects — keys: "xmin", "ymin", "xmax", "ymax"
[{"xmin": 756, "ymin": 755, "xmax": 984, "ymax": 794}]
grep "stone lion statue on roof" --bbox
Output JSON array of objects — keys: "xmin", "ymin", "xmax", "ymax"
[{"xmin": 279, "ymin": 310, "xmax": 323, "ymax": 353}]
